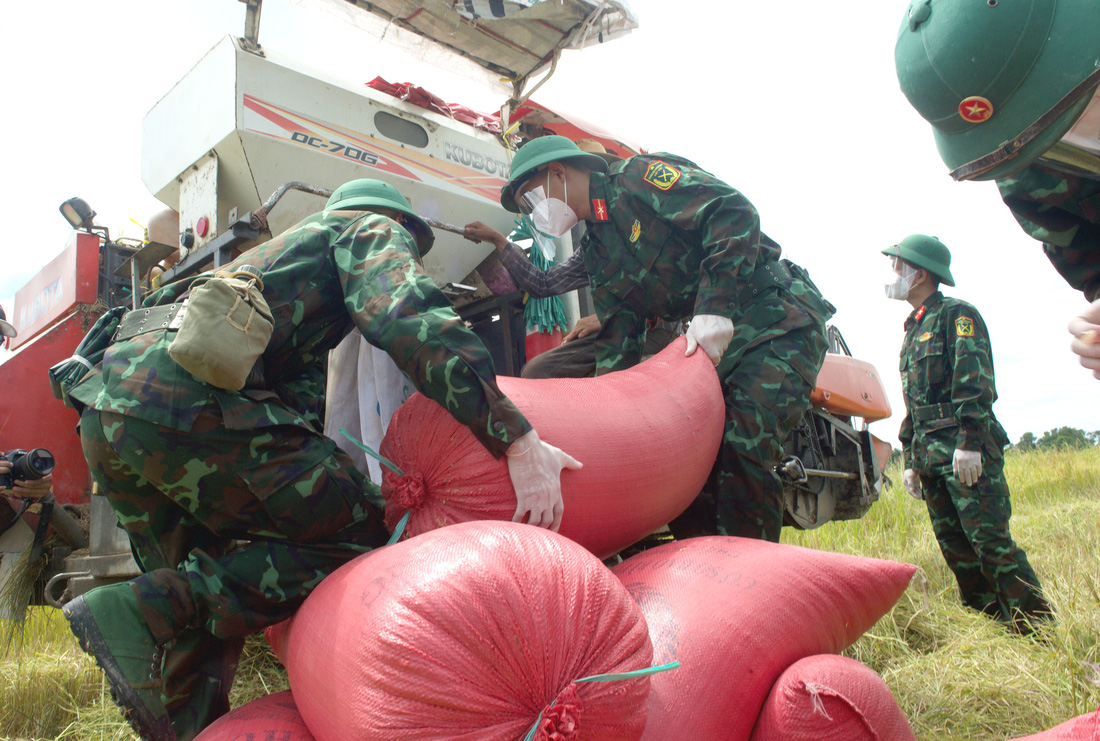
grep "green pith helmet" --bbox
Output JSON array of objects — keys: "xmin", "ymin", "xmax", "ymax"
[
  {"xmin": 895, "ymin": 0, "xmax": 1100, "ymax": 182},
  {"xmin": 500, "ymin": 135, "xmax": 609, "ymax": 213},
  {"xmin": 326, "ymin": 179, "xmax": 435, "ymax": 256},
  {"xmin": 881, "ymin": 234, "xmax": 955, "ymax": 287}
]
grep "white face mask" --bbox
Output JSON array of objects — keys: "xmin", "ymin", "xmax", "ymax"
[
  {"xmin": 523, "ymin": 173, "xmax": 579, "ymax": 239},
  {"xmin": 885, "ymin": 261, "xmax": 919, "ymax": 300}
]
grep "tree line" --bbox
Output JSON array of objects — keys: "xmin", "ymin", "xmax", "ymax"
[{"xmin": 1011, "ymin": 427, "xmax": 1100, "ymax": 452}]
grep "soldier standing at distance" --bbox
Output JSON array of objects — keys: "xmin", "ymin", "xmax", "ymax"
[
  {"xmin": 884, "ymin": 234, "xmax": 1051, "ymax": 634},
  {"xmin": 894, "ymin": 0, "xmax": 1100, "ymax": 378},
  {"xmin": 500, "ymin": 135, "xmax": 835, "ymax": 542},
  {"xmin": 61, "ymin": 179, "xmax": 579, "ymax": 741}
]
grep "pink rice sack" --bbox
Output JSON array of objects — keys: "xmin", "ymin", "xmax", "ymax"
[
  {"xmin": 193, "ymin": 690, "xmax": 314, "ymax": 740},
  {"xmin": 379, "ymin": 337, "xmax": 724, "ymax": 559},
  {"xmin": 749, "ymin": 654, "xmax": 916, "ymax": 741},
  {"xmin": 271, "ymin": 520, "xmax": 654, "ymax": 740},
  {"xmin": 611, "ymin": 536, "xmax": 917, "ymax": 741},
  {"xmin": 1009, "ymin": 708, "xmax": 1100, "ymax": 740}
]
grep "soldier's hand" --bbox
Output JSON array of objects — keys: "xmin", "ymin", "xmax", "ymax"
[
  {"xmin": 563, "ymin": 314, "xmax": 601, "ymax": 343},
  {"xmin": 903, "ymin": 468, "xmax": 923, "ymax": 500},
  {"xmin": 1068, "ymin": 297, "xmax": 1100, "ymax": 380},
  {"xmin": 952, "ymin": 448, "xmax": 983, "ymax": 487},
  {"xmin": 685, "ymin": 314, "xmax": 734, "ymax": 365},
  {"xmin": 505, "ymin": 429, "xmax": 582, "ymax": 532},
  {"xmin": 463, "ymin": 221, "xmax": 508, "ymax": 252}
]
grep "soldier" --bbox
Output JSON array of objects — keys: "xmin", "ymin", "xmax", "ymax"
[
  {"xmin": 461, "ymin": 218, "xmax": 680, "ymax": 379},
  {"xmin": 499, "ymin": 135, "xmax": 835, "ymax": 542},
  {"xmin": 60, "ymin": 179, "xmax": 580, "ymax": 740},
  {"xmin": 884, "ymin": 234, "xmax": 1051, "ymax": 634},
  {"xmin": 894, "ymin": 0, "xmax": 1100, "ymax": 378},
  {"xmin": 464, "ymin": 137, "xmax": 679, "ymax": 380}
]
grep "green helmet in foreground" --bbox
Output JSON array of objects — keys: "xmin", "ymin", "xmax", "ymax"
[
  {"xmin": 882, "ymin": 234, "xmax": 955, "ymax": 287},
  {"xmin": 895, "ymin": 0, "xmax": 1100, "ymax": 182},
  {"xmin": 326, "ymin": 179, "xmax": 435, "ymax": 257},
  {"xmin": 500, "ymin": 135, "xmax": 609, "ymax": 213}
]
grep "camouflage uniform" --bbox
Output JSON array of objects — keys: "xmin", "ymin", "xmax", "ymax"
[
  {"xmin": 580, "ymin": 153, "xmax": 835, "ymax": 542},
  {"xmin": 898, "ymin": 291, "xmax": 1050, "ymax": 630},
  {"xmin": 997, "ymin": 161, "xmax": 1100, "ymax": 300},
  {"xmin": 69, "ymin": 210, "xmax": 530, "ymax": 735}
]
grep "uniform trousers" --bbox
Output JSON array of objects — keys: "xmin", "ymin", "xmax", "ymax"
[
  {"xmin": 79, "ymin": 403, "xmax": 388, "ymax": 732},
  {"xmin": 920, "ymin": 457, "xmax": 1050, "ymax": 629}
]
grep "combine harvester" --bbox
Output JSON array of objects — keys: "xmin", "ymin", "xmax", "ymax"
[{"xmin": 0, "ymin": 0, "xmax": 892, "ymax": 611}]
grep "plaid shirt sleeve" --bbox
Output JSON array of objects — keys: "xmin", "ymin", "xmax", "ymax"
[{"xmin": 498, "ymin": 242, "xmax": 591, "ymax": 298}]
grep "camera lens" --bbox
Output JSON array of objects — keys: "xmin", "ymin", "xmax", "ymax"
[
  {"xmin": 15, "ymin": 449, "xmax": 55, "ymax": 480},
  {"xmin": 27, "ymin": 450, "xmax": 54, "ymax": 475}
]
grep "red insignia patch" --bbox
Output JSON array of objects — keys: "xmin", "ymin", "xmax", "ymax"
[
  {"xmin": 958, "ymin": 96, "xmax": 993, "ymax": 123},
  {"xmin": 591, "ymin": 199, "xmax": 609, "ymax": 222},
  {"xmin": 915, "ymin": 305, "xmax": 926, "ymax": 320}
]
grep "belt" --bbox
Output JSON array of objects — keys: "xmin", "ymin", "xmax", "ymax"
[
  {"xmin": 912, "ymin": 402, "xmax": 953, "ymax": 424},
  {"xmin": 113, "ymin": 300, "xmax": 189, "ymax": 342},
  {"xmin": 742, "ymin": 260, "xmax": 793, "ymax": 304}
]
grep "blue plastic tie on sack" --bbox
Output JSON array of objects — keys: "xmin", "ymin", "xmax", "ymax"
[
  {"xmin": 337, "ymin": 427, "xmax": 404, "ymax": 477},
  {"xmin": 522, "ymin": 660, "xmax": 681, "ymax": 741},
  {"xmin": 337, "ymin": 427, "xmax": 409, "ymax": 544},
  {"xmin": 386, "ymin": 510, "xmax": 410, "ymax": 545}
]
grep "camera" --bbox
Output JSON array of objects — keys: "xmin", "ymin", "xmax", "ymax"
[{"xmin": 0, "ymin": 449, "xmax": 55, "ymax": 490}]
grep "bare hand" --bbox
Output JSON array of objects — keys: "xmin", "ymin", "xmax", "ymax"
[
  {"xmin": 903, "ymin": 468, "xmax": 923, "ymax": 500},
  {"xmin": 0, "ymin": 461, "xmax": 53, "ymax": 499},
  {"xmin": 463, "ymin": 221, "xmax": 508, "ymax": 252},
  {"xmin": 505, "ymin": 429, "xmax": 582, "ymax": 531},
  {"xmin": 1068, "ymin": 298, "xmax": 1100, "ymax": 380},
  {"xmin": 563, "ymin": 314, "xmax": 601, "ymax": 343}
]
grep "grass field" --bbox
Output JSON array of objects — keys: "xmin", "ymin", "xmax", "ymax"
[{"xmin": 2, "ymin": 446, "xmax": 1098, "ymax": 740}]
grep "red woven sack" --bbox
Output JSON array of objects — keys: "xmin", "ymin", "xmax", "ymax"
[
  {"xmin": 611, "ymin": 537, "xmax": 917, "ymax": 741},
  {"xmin": 749, "ymin": 654, "xmax": 916, "ymax": 741},
  {"xmin": 278, "ymin": 520, "xmax": 654, "ymax": 740},
  {"xmin": 379, "ymin": 337, "xmax": 724, "ymax": 559},
  {"xmin": 193, "ymin": 690, "xmax": 314, "ymax": 740},
  {"xmin": 1010, "ymin": 709, "xmax": 1100, "ymax": 740}
]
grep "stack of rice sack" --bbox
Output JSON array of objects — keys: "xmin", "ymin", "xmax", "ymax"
[
  {"xmin": 202, "ymin": 335, "xmax": 925, "ymax": 739},
  {"xmin": 230, "ymin": 524, "xmax": 918, "ymax": 741}
]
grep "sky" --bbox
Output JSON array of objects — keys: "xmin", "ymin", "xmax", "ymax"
[{"xmin": 2, "ymin": 0, "xmax": 1095, "ymax": 449}]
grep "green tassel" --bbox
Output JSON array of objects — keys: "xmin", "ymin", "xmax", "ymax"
[{"xmin": 509, "ymin": 220, "xmax": 569, "ymax": 335}]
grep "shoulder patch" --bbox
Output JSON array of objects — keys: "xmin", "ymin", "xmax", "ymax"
[
  {"xmin": 955, "ymin": 316, "xmax": 975, "ymax": 337},
  {"xmin": 643, "ymin": 160, "xmax": 682, "ymax": 191}
]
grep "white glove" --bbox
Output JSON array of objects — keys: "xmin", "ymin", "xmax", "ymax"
[
  {"xmin": 684, "ymin": 314, "xmax": 735, "ymax": 365},
  {"xmin": 903, "ymin": 468, "xmax": 923, "ymax": 500},
  {"xmin": 505, "ymin": 429, "xmax": 582, "ymax": 531},
  {"xmin": 1068, "ymin": 297, "xmax": 1100, "ymax": 380},
  {"xmin": 952, "ymin": 448, "xmax": 983, "ymax": 487}
]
